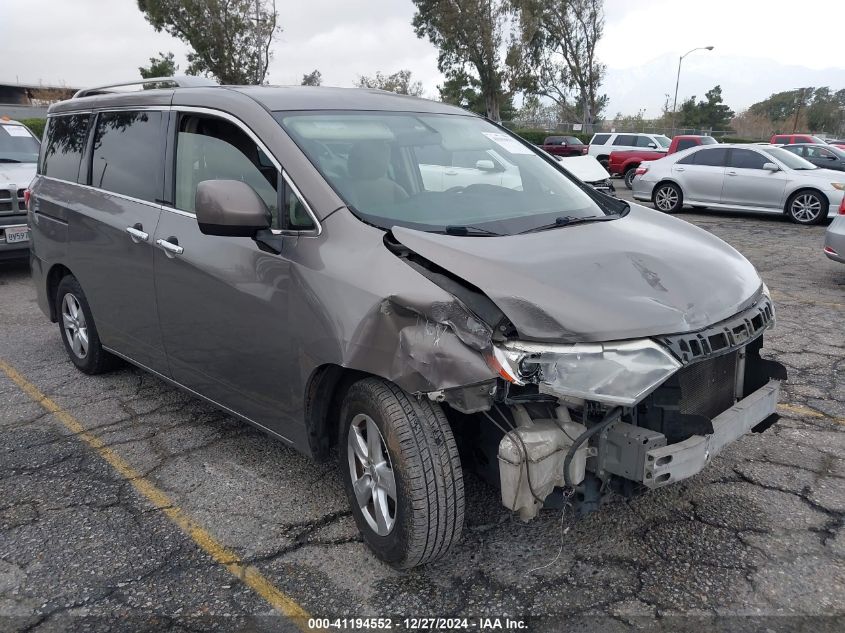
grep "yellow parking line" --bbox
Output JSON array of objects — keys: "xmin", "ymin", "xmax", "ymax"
[
  {"xmin": 778, "ymin": 402, "xmax": 845, "ymax": 425},
  {"xmin": 0, "ymin": 358, "xmax": 315, "ymax": 629}
]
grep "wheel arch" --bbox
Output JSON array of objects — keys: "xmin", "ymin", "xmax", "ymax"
[
  {"xmin": 303, "ymin": 364, "xmax": 371, "ymax": 462},
  {"xmin": 46, "ymin": 263, "xmax": 74, "ymax": 323},
  {"xmin": 651, "ymin": 178, "xmax": 683, "ymax": 201},
  {"xmin": 783, "ymin": 186, "xmax": 829, "ymax": 216}
]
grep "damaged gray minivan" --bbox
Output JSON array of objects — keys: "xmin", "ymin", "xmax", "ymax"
[{"xmin": 28, "ymin": 78, "xmax": 786, "ymax": 569}]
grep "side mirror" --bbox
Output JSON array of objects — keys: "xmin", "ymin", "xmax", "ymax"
[
  {"xmin": 195, "ymin": 180, "xmax": 271, "ymax": 237},
  {"xmin": 648, "ymin": 142, "xmax": 657, "ymax": 149},
  {"xmin": 475, "ymin": 159, "xmax": 498, "ymax": 172},
  {"xmin": 763, "ymin": 162, "xmax": 780, "ymax": 172}
]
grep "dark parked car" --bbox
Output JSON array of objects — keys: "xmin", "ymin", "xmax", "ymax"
[
  {"xmin": 538, "ymin": 135, "xmax": 587, "ymax": 157},
  {"xmin": 28, "ymin": 78, "xmax": 785, "ymax": 569},
  {"xmin": 783, "ymin": 143, "xmax": 845, "ymax": 171}
]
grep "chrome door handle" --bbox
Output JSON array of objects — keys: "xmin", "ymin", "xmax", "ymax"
[
  {"xmin": 675, "ymin": 167, "xmax": 685, "ymax": 172},
  {"xmin": 726, "ymin": 170, "xmax": 737, "ymax": 176},
  {"xmin": 445, "ymin": 170, "xmax": 458, "ymax": 176},
  {"xmin": 156, "ymin": 238, "xmax": 184, "ymax": 256},
  {"xmin": 126, "ymin": 225, "xmax": 149, "ymax": 243}
]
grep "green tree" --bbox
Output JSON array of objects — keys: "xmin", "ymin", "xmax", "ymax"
[
  {"xmin": 438, "ymin": 70, "xmax": 517, "ymax": 120},
  {"xmin": 411, "ymin": 0, "xmax": 531, "ymax": 121},
  {"xmin": 679, "ymin": 85, "xmax": 734, "ymax": 130},
  {"xmin": 806, "ymin": 87, "xmax": 845, "ymax": 133},
  {"xmin": 137, "ymin": 0, "xmax": 280, "ymax": 84},
  {"xmin": 356, "ymin": 70, "xmax": 424, "ymax": 97},
  {"xmin": 301, "ymin": 69, "xmax": 322, "ymax": 86},
  {"xmin": 517, "ymin": 0, "xmax": 607, "ymax": 126},
  {"xmin": 139, "ymin": 51, "xmax": 178, "ymax": 79}
]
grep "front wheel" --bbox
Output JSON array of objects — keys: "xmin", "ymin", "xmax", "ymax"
[
  {"xmin": 786, "ymin": 191, "xmax": 828, "ymax": 225},
  {"xmin": 653, "ymin": 182, "xmax": 683, "ymax": 213},
  {"xmin": 340, "ymin": 378, "xmax": 464, "ymax": 569}
]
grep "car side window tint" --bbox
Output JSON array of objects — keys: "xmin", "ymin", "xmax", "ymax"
[
  {"xmin": 616, "ymin": 135, "xmax": 637, "ymax": 146},
  {"xmin": 694, "ymin": 147, "xmax": 728, "ymax": 167},
  {"xmin": 676, "ymin": 152, "xmax": 697, "ymax": 165},
  {"xmin": 675, "ymin": 139, "xmax": 696, "ymax": 151},
  {"xmin": 91, "ymin": 111, "xmax": 163, "ymax": 202},
  {"xmin": 729, "ymin": 149, "xmax": 768, "ymax": 170},
  {"xmin": 774, "ymin": 136, "xmax": 789, "ymax": 144},
  {"xmin": 175, "ymin": 114, "xmax": 280, "ymax": 229},
  {"xmin": 590, "ymin": 134, "xmax": 610, "ymax": 145},
  {"xmin": 783, "ymin": 146, "xmax": 802, "ymax": 156},
  {"xmin": 635, "ymin": 136, "xmax": 654, "ymax": 147},
  {"xmin": 42, "ymin": 114, "xmax": 91, "ymax": 182}
]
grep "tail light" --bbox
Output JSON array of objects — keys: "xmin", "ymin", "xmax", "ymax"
[
  {"xmin": 24, "ymin": 188, "xmax": 31, "ymax": 212},
  {"xmin": 839, "ymin": 196, "xmax": 845, "ymax": 215},
  {"xmin": 635, "ymin": 165, "xmax": 649, "ymax": 176},
  {"xmin": 581, "ymin": 146, "xmax": 588, "ymax": 154}
]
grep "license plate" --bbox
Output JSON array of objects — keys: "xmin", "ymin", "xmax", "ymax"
[{"xmin": 4, "ymin": 226, "xmax": 29, "ymax": 244}]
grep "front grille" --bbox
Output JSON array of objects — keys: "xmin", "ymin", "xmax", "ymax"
[
  {"xmin": 0, "ymin": 187, "xmax": 17, "ymax": 214},
  {"xmin": 677, "ymin": 350, "xmax": 738, "ymax": 419}
]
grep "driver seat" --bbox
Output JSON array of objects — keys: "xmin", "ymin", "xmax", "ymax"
[{"xmin": 343, "ymin": 140, "xmax": 408, "ymax": 209}]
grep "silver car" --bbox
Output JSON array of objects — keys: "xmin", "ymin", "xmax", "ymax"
[
  {"xmin": 632, "ymin": 143, "xmax": 845, "ymax": 225},
  {"xmin": 825, "ymin": 212, "xmax": 845, "ymax": 263}
]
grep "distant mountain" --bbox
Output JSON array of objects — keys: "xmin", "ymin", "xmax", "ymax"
[{"xmin": 604, "ymin": 54, "xmax": 845, "ymax": 118}]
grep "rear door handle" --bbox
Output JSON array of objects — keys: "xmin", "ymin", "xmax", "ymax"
[
  {"xmin": 726, "ymin": 170, "xmax": 737, "ymax": 176},
  {"xmin": 126, "ymin": 224, "xmax": 149, "ymax": 243},
  {"xmin": 445, "ymin": 170, "xmax": 458, "ymax": 176},
  {"xmin": 674, "ymin": 167, "xmax": 685, "ymax": 172},
  {"xmin": 156, "ymin": 237, "xmax": 184, "ymax": 257}
]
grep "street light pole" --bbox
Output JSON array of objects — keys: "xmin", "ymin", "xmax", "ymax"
[{"xmin": 671, "ymin": 46, "xmax": 714, "ymax": 135}]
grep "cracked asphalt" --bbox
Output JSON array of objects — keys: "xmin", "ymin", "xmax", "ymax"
[{"xmin": 1, "ymin": 191, "xmax": 844, "ymax": 632}]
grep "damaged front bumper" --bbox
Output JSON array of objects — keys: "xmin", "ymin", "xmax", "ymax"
[{"xmin": 640, "ymin": 378, "xmax": 780, "ymax": 488}]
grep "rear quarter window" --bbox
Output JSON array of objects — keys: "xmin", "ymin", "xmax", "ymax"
[
  {"xmin": 590, "ymin": 134, "xmax": 610, "ymax": 145},
  {"xmin": 42, "ymin": 114, "xmax": 92, "ymax": 182}
]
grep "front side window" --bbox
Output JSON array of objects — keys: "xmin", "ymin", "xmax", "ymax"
[
  {"xmin": 175, "ymin": 114, "xmax": 283, "ymax": 228},
  {"xmin": 0, "ymin": 124, "xmax": 40, "ymax": 164},
  {"xmin": 42, "ymin": 114, "xmax": 91, "ymax": 182},
  {"xmin": 91, "ymin": 111, "xmax": 163, "ymax": 203},
  {"xmin": 276, "ymin": 111, "xmax": 622, "ymax": 235},
  {"xmin": 729, "ymin": 149, "xmax": 768, "ymax": 170},
  {"xmin": 783, "ymin": 146, "xmax": 804, "ymax": 156},
  {"xmin": 806, "ymin": 146, "xmax": 835, "ymax": 159}
]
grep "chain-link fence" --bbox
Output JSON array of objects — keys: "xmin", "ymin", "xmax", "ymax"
[{"xmin": 501, "ymin": 119, "xmax": 744, "ymax": 140}]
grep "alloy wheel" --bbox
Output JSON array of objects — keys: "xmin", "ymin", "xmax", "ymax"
[
  {"xmin": 61, "ymin": 293, "xmax": 89, "ymax": 359},
  {"xmin": 790, "ymin": 193, "xmax": 822, "ymax": 223},
  {"xmin": 347, "ymin": 413, "xmax": 397, "ymax": 536},
  {"xmin": 655, "ymin": 186, "xmax": 679, "ymax": 211}
]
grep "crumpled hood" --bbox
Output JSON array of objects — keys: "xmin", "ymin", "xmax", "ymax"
[
  {"xmin": 0, "ymin": 163, "xmax": 36, "ymax": 188},
  {"xmin": 392, "ymin": 204, "xmax": 763, "ymax": 342}
]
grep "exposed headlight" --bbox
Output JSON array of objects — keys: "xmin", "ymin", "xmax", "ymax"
[
  {"xmin": 832, "ymin": 183, "xmax": 845, "ymax": 191},
  {"xmin": 490, "ymin": 339, "xmax": 682, "ymax": 407}
]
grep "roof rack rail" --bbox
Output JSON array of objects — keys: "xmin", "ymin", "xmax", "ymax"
[{"xmin": 73, "ymin": 76, "xmax": 218, "ymax": 99}]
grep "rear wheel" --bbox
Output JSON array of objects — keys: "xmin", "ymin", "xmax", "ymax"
[
  {"xmin": 624, "ymin": 167, "xmax": 637, "ymax": 189},
  {"xmin": 339, "ymin": 377, "xmax": 464, "ymax": 569},
  {"xmin": 653, "ymin": 182, "xmax": 683, "ymax": 213},
  {"xmin": 56, "ymin": 275, "xmax": 120, "ymax": 374},
  {"xmin": 597, "ymin": 156, "xmax": 610, "ymax": 170},
  {"xmin": 786, "ymin": 190, "xmax": 828, "ymax": 225}
]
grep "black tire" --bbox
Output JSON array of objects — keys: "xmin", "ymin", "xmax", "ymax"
[
  {"xmin": 624, "ymin": 167, "xmax": 637, "ymax": 189},
  {"xmin": 339, "ymin": 377, "xmax": 464, "ymax": 569},
  {"xmin": 597, "ymin": 156, "xmax": 610, "ymax": 170},
  {"xmin": 653, "ymin": 182, "xmax": 683, "ymax": 213},
  {"xmin": 56, "ymin": 275, "xmax": 120, "ymax": 374},
  {"xmin": 785, "ymin": 190, "xmax": 828, "ymax": 225}
]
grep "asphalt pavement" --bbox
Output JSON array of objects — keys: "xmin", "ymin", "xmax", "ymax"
[{"xmin": 1, "ymin": 189, "xmax": 844, "ymax": 632}]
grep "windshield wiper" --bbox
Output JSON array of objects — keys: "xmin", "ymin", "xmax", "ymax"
[
  {"xmin": 0, "ymin": 159, "xmax": 22, "ymax": 163},
  {"xmin": 518, "ymin": 215, "xmax": 617, "ymax": 235},
  {"xmin": 444, "ymin": 225, "xmax": 502, "ymax": 236}
]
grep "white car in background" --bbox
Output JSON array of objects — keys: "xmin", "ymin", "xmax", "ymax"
[
  {"xmin": 557, "ymin": 154, "xmax": 616, "ymax": 196},
  {"xmin": 0, "ymin": 117, "xmax": 39, "ymax": 260},
  {"xmin": 587, "ymin": 132, "xmax": 671, "ymax": 169}
]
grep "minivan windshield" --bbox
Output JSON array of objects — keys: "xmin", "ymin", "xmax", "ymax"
[
  {"xmin": 0, "ymin": 124, "xmax": 40, "ymax": 163},
  {"xmin": 275, "ymin": 111, "xmax": 621, "ymax": 235}
]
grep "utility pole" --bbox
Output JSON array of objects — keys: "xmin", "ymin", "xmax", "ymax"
[
  {"xmin": 671, "ymin": 46, "xmax": 714, "ymax": 136},
  {"xmin": 792, "ymin": 88, "xmax": 805, "ymax": 133}
]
